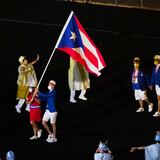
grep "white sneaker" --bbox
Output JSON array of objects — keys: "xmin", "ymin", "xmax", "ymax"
[
  {"xmin": 37, "ymin": 129, "xmax": 42, "ymax": 138},
  {"xmin": 148, "ymin": 103, "xmax": 153, "ymax": 112},
  {"xmin": 136, "ymin": 108, "xmax": 144, "ymax": 113},
  {"xmin": 47, "ymin": 138, "xmax": 54, "ymax": 143},
  {"xmin": 153, "ymin": 112, "xmax": 160, "ymax": 117},
  {"xmin": 15, "ymin": 105, "xmax": 21, "ymax": 113},
  {"xmin": 29, "ymin": 135, "xmax": 38, "ymax": 140},
  {"xmin": 47, "ymin": 137, "xmax": 57, "ymax": 143},
  {"xmin": 46, "ymin": 135, "xmax": 52, "ymax": 142},
  {"xmin": 46, "ymin": 134, "xmax": 57, "ymax": 143},
  {"xmin": 79, "ymin": 96, "xmax": 87, "ymax": 101},
  {"xmin": 46, "ymin": 135, "xmax": 54, "ymax": 143},
  {"xmin": 70, "ymin": 99, "xmax": 77, "ymax": 103}
]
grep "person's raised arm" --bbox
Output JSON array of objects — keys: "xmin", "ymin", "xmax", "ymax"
[{"xmin": 31, "ymin": 54, "xmax": 39, "ymax": 65}]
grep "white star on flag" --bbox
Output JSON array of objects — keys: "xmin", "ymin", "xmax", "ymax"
[{"xmin": 69, "ymin": 31, "xmax": 77, "ymax": 42}]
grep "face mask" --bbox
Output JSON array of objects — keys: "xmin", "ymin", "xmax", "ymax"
[
  {"xmin": 29, "ymin": 88, "xmax": 33, "ymax": 92},
  {"xmin": 48, "ymin": 85, "xmax": 52, "ymax": 90},
  {"xmin": 154, "ymin": 61, "xmax": 158, "ymax": 66}
]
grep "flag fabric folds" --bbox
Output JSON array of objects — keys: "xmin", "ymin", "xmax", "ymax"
[{"xmin": 55, "ymin": 11, "xmax": 106, "ymax": 76}]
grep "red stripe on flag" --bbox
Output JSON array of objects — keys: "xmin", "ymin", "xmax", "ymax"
[
  {"xmin": 74, "ymin": 15, "xmax": 106, "ymax": 69},
  {"xmin": 83, "ymin": 46, "xmax": 98, "ymax": 68},
  {"xmin": 57, "ymin": 47, "xmax": 100, "ymax": 76}
]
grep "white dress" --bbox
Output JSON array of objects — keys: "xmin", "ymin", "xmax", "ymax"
[
  {"xmin": 94, "ymin": 153, "xmax": 113, "ymax": 160},
  {"xmin": 145, "ymin": 143, "xmax": 160, "ymax": 160}
]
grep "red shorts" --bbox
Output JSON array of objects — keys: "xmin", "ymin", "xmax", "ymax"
[{"xmin": 30, "ymin": 107, "xmax": 41, "ymax": 122}]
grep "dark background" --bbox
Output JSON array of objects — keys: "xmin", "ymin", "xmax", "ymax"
[{"xmin": 0, "ymin": 1, "xmax": 160, "ymax": 160}]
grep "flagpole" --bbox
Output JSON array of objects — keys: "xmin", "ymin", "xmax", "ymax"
[
  {"xmin": 37, "ymin": 11, "xmax": 74, "ymax": 88},
  {"xmin": 37, "ymin": 47, "xmax": 56, "ymax": 88}
]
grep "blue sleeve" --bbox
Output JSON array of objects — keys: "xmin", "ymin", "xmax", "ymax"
[
  {"xmin": 151, "ymin": 69, "xmax": 155, "ymax": 86},
  {"xmin": 47, "ymin": 91, "xmax": 56, "ymax": 97},
  {"xmin": 38, "ymin": 92, "xmax": 47, "ymax": 101},
  {"xmin": 130, "ymin": 69, "xmax": 134, "ymax": 90},
  {"xmin": 38, "ymin": 90, "xmax": 56, "ymax": 100}
]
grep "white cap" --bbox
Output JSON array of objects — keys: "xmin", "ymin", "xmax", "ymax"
[
  {"xmin": 49, "ymin": 80, "xmax": 56, "ymax": 85},
  {"xmin": 6, "ymin": 151, "xmax": 15, "ymax": 160},
  {"xmin": 18, "ymin": 56, "xmax": 25, "ymax": 64}
]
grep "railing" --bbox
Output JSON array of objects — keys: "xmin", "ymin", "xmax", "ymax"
[{"xmin": 71, "ymin": 0, "xmax": 160, "ymax": 11}]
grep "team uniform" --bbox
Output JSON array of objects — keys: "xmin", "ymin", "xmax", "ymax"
[
  {"xmin": 151, "ymin": 63, "xmax": 160, "ymax": 117},
  {"xmin": 38, "ymin": 89, "xmax": 57, "ymax": 124},
  {"xmin": 151, "ymin": 64, "xmax": 160, "ymax": 96},
  {"xmin": 132, "ymin": 69, "xmax": 149, "ymax": 101}
]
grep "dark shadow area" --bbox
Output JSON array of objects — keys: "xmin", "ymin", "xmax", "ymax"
[{"xmin": 0, "ymin": 1, "xmax": 160, "ymax": 160}]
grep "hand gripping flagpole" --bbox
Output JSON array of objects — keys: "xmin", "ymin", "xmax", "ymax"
[{"xmin": 36, "ymin": 11, "xmax": 74, "ymax": 89}]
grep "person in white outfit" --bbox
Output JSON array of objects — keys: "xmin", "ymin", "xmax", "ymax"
[
  {"xmin": 130, "ymin": 131, "xmax": 160, "ymax": 160},
  {"xmin": 94, "ymin": 141, "xmax": 113, "ymax": 160},
  {"xmin": 68, "ymin": 57, "xmax": 90, "ymax": 103},
  {"xmin": 6, "ymin": 151, "xmax": 15, "ymax": 160}
]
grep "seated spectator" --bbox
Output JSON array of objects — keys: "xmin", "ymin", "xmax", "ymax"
[
  {"xmin": 6, "ymin": 150, "xmax": 15, "ymax": 160},
  {"xmin": 94, "ymin": 141, "xmax": 113, "ymax": 160},
  {"xmin": 130, "ymin": 131, "xmax": 160, "ymax": 160}
]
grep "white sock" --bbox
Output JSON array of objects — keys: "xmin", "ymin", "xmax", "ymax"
[
  {"xmin": 70, "ymin": 90, "xmax": 76, "ymax": 101},
  {"xmin": 79, "ymin": 90, "xmax": 86, "ymax": 97},
  {"xmin": 16, "ymin": 99, "xmax": 25, "ymax": 109}
]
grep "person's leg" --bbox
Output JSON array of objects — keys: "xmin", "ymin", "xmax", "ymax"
[
  {"xmin": 136, "ymin": 99, "xmax": 144, "ymax": 112},
  {"xmin": 42, "ymin": 110, "xmax": 53, "ymax": 142},
  {"xmin": 30, "ymin": 121, "xmax": 39, "ymax": 135},
  {"xmin": 42, "ymin": 120, "xmax": 54, "ymax": 143},
  {"xmin": 50, "ymin": 112, "xmax": 58, "ymax": 142},
  {"xmin": 135, "ymin": 90, "xmax": 144, "ymax": 112},
  {"xmin": 70, "ymin": 90, "xmax": 77, "ymax": 103},
  {"xmin": 157, "ymin": 96, "xmax": 160, "ymax": 113},
  {"xmin": 153, "ymin": 86, "xmax": 160, "ymax": 117},
  {"xmin": 25, "ymin": 104, "xmax": 30, "ymax": 112},
  {"xmin": 141, "ymin": 90, "xmax": 153, "ymax": 112},
  {"xmin": 15, "ymin": 99, "xmax": 25, "ymax": 113},
  {"xmin": 139, "ymin": 99, "xmax": 143, "ymax": 108},
  {"xmin": 144, "ymin": 98, "xmax": 151, "ymax": 105},
  {"xmin": 29, "ymin": 121, "xmax": 39, "ymax": 140},
  {"xmin": 42, "ymin": 121, "xmax": 52, "ymax": 135},
  {"xmin": 79, "ymin": 90, "xmax": 87, "ymax": 100},
  {"xmin": 153, "ymin": 96, "xmax": 160, "ymax": 117},
  {"xmin": 51, "ymin": 123, "xmax": 57, "ymax": 140},
  {"xmin": 144, "ymin": 98, "xmax": 153, "ymax": 112}
]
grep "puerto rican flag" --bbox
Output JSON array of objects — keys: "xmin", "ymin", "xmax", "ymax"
[{"xmin": 55, "ymin": 11, "xmax": 106, "ymax": 76}]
